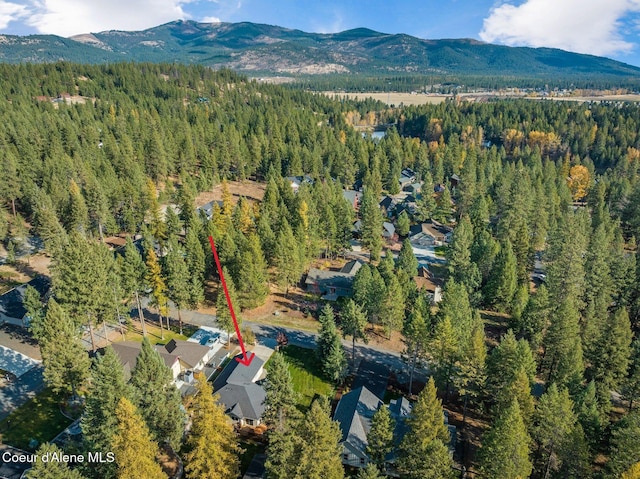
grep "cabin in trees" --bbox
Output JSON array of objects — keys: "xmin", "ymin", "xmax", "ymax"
[
  {"xmin": 333, "ymin": 385, "xmax": 411, "ymax": 471},
  {"xmin": 409, "ymin": 221, "xmax": 452, "ymax": 247},
  {"xmin": 305, "ymin": 260, "xmax": 364, "ymax": 301},
  {"xmin": 343, "ymin": 190, "xmax": 362, "ymax": 211},
  {"xmin": 285, "ymin": 175, "xmax": 313, "ymax": 194},
  {"xmin": 196, "ymin": 200, "xmax": 224, "ymax": 220},
  {"xmin": 352, "ymin": 221, "xmax": 396, "ymax": 240},
  {"xmin": 0, "ymin": 276, "xmax": 50, "ymax": 327},
  {"xmin": 398, "ymin": 168, "xmax": 417, "ymax": 189},
  {"xmin": 213, "ymin": 351, "xmax": 271, "ymax": 428}
]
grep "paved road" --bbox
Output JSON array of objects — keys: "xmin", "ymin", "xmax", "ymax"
[{"xmin": 178, "ymin": 307, "xmax": 427, "ymax": 387}]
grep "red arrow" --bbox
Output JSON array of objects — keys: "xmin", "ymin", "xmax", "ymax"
[{"xmin": 208, "ymin": 236, "xmax": 255, "ymax": 367}]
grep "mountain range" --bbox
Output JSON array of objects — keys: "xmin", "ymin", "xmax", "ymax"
[{"xmin": 0, "ymin": 20, "xmax": 639, "ymax": 79}]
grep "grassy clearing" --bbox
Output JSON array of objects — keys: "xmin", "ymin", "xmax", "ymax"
[
  {"xmin": 278, "ymin": 345, "xmax": 333, "ymax": 409},
  {"xmin": 0, "ymin": 388, "xmax": 73, "ymax": 451},
  {"xmin": 248, "ymin": 314, "xmax": 321, "ymax": 333}
]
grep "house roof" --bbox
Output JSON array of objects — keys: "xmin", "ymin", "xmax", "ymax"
[
  {"xmin": 342, "ymin": 190, "xmax": 361, "ymax": 207},
  {"xmin": 197, "ymin": 200, "xmax": 224, "ymax": 219},
  {"xmin": 305, "ymin": 268, "xmax": 355, "ymax": 291},
  {"xmin": 213, "ymin": 353, "xmax": 267, "ymax": 422},
  {"xmin": 340, "ymin": 260, "xmax": 364, "ymax": 275},
  {"xmin": 0, "ymin": 276, "xmax": 50, "ymax": 321},
  {"xmin": 379, "ymin": 196, "xmax": 395, "ymax": 210},
  {"xmin": 216, "ymin": 382, "xmax": 266, "ymax": 422},
  {"xmin": 383, "ymin": 222, "xmax": 396, "ymax": 236},
  {"xmin": 155, "ymin": 339, "xmax": 210, "ymax": 370},
  {"xmin": 333, "ymin": 386, "xmax": 383, "ymax": 453}
]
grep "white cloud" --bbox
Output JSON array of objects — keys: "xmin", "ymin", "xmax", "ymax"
[
  {"xmin": 25, "ymin": 0, "xmax": 192, "ymax": 37},
  {"xmin": 0, "ymin": 1, "xmax": 29, "ymax": 29},
  {"xmin": 200, "ymin": 15, "xmax": 221, "ymax": 23},
  {"xmin": 480, "ymin": 0, "xmax": 640, "ymax": 57}
]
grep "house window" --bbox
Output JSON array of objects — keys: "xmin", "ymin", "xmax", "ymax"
[
  {"xmin": 246, "ymin": 419, "xmax": 254, "ymax": 426},
  {"xmin": 343, "ymin": 454, "xmax": 349, "ymax": 462},
  {"xmin": 360, "ymin": 458, "xmax": 365, "ymax": 465}
]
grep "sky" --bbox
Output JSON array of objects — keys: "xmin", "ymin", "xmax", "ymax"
[{"xmin": 1, "ymin": 0, "xmax": 640, "ymax": 66}]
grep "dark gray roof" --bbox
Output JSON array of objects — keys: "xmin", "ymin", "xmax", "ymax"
[
  {"xmin": 333, "ymin": 386, "xmax": 383, "ymax": 452},
  {"xmin": 213, "ymin": 354, "xmax": 267, "ymax": 422},
  {"xmin": 305, "ymin": 268, "xmax": 355, "ymax": 291},
  {"xmin": 379, "ymin": 196, "xmax": 395, "ymax": 210},
  {"xmin": 0, "ymin": 276, "xmax": 50, "ymax": 321},
  {"xmin": 216, "ymin": 382, "xmax": 266, "ymax": 422},
  {"xmin": 340, "ymin": 260, "xmax": 364, "ymax": 275}
]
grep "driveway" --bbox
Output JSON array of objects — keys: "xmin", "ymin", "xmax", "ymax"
[{"xmin": 0, "ymin": 345, "xmax": 39, "ymax": 377}]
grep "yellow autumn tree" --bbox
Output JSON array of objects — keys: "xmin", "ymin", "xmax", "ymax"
[
  {"xmin": 184, "ymin": 374, "xmax": 240, "ymax": 479},
  {"xmin": 112, "ymin": 397, "xmax": 165, "ymax": 479},
  {"xmin": 567, "ymin": 165, "xmax": 590, "ymax": 201},
  {"xmin": 622, "ymin": 462, "xmax": 640, "ymax": 479}
]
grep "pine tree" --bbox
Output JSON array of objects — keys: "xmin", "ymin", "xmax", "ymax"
[
  {"xmin": 356, "ymin": 464, "xmax": 383, "ymax": 479},
  {"xmin": 26, "ymin": 443, "xmax": 86, "ymax": 479},
  {"xmin": 518, "ymin": 284, "xmax": 550, "ymax": 353},
  {"xmin": 265, "ymin": 420, "xmax": 299, "ymax": 479},
  {"xmin": 293, "ymin": 397, "xmax": 345, "ymax": 479},
  {"xmin": 164, "ymin": 236, "xmax": 191, "ymax": 335},
  {"xmin": 380, "ymin": 275, "xmax": 405, "ymax": 338},
  {"xmin": 398, "ymin": 378, "xmax": 454, "ymax": 479},
  {"xmin": 24, "ymin": 285, "xmax": 45, "ymax": 334},
  {"xmin": 396, "ymin": 211, "xmax": 411, "ymax": 237},
  {"xmin": 360, "ymin": 187, "xmax": 383, "ymax": 262},
  {"xmin": 485, "ymin": 240, "xmax": 518, "ymax": 311},
  {"xmin": 119, "ymin": 237, "xmax": 148, "ymax": 336},
  {"xmin": 403, "ymin": 307, "xmax": 430, "ymax": 396},
  {"xmin": 397, "ymin": 238, "xmax": 418, "ymax": 277},
  {"xmin": 237, "ymin": 232, "xmax": 269, "ymax": 309},
  {"xmin": 273, "ymin": 219, "xmax": 302, "ymax": 295},
  {"xmin": 81, "ymin": 347, "xmax": 131, "ymax": 479},
  {"xmin": 621, "ymin": 462, "xmax": 640, "ymax": 479},
  {"xmin": 478, "ymin": 399, "xmax": 532, "ymax": 479},
  {"xmin": 621, "ymin": 338, "xmax": 640, "ymax": 411},
  {"xmin": 317, "ymin": 305, "xmax": 347, "ymax": 383},
  {"xmin": 263, "ymin": 351, "xmax": 298, "ymax": 428},
  {"xmin": 533, "ymin": 384, "xmax": 578, "ymax": 478},
  {"xmin": 129, "ymin": 338, "xmax": 185, "ymax": 449},
  {"xmin": 112, "ymin": 397, "xmax": 165, "ymax": 479},
  {"xmin": 67, "ymin": 179, "xmax": 89, "ymax": 233},
  {"xmin": 366, "ymin": 405, "xmax": 395, "ymax": 470},
  {"xmin": 454, "ymin": 321, "xmax": 487, "ymax": 425},
  {"xmin": 216, "ymin": 267, "xmax": 240, "ymax": 348},
  {"xmin": 431, "ymin": 316, "xmax": 459, "ymax": 398},
  {"xmin": 183, "ymin": 374, "xmax": 240, "ymax": 479},
  {"xmin": 0, "ymin": 149, "xmax": 20, "ymax": 217},
  {"xmin": 185, "ymin": 225, "xmax": 205, "ymax": 306},
  {"xmin": 146, "ymin": 248, "xmax": 169, "ymax": 339},
  {"xmin": 341, "ymin": 299, "xmax": 368, "ymax": 370},
  {"xmin": 608, "ymin": 411, "xmax": 640, "ymax": 477},
  {"xmin": 40, "ymin": 300, "xmax": 90, "ymax": 399}
]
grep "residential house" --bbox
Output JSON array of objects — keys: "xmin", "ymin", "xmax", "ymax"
[
  {"xmin": 398, "ymin": 168, "xmax": 416, "ymax": 189},
  {"xmin": 379, "ymin": 196, "xmax": 397, "ymax": 217},
  {"xmin": 333, "ymin": 386, "xmax": 383, "ymax": 469},
  {"xmin": 110, "ymin": 339, "xmax": 213, "ymax": 383},
  {"xmin": 382, "ymin": 222, "xmax": 396, "ymax": 240},
  {"xmin": 409, "ymin": 221, "xmax": 452, "ymax": 247},
  {"xmin": 403, "ymin": 182, "xmax": 423, "ymax": 196},
  {"xmin": 450, "ymin": 174, "xmax": 461, "ymax": 188},
  {"xmin": 285, "ymin": 175, "xmax": 313, "ymax": 193},
  {"xmin": 0, "ymin": 276, "xmax": 50, "ymax": 327},
  {"xmin": 197, "ymin": 200, "xmax": 224, "ymax": 220},
  {"xmin": 343, "ymin": 190, "xmax": 362, "ymax": 211},
  {"xmin": 305, "ymin": 260, "xmax": 364, "ymax": 301},
  {"xmin": 333, "ymin": 386, "xmax": 413, "ymax": 471},
  {"xmin": 213, "ymin": 352, "xmax": 270, "ymax": 427},
  {"xmin": 414, "ymin": 266, "xmax": 443, "ymax": 304}
]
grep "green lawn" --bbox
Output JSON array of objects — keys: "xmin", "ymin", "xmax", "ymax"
[
  {"xmin": 434, "ymin": 245, "xmax": 448, "ymax": 257},
  {"xmin": 278, "ymin": 345, "xmax": 334, "ymax": 409},
  {"xmin": 124, "ymin": 323, "xmax": 193, "ymax": 345},
  {"xmin": 0, "ymin": 388, "xmax": 73, "ymax": 451}
]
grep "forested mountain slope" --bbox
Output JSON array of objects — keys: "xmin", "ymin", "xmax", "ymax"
[{"xmin": 0, "ymin": 20, "xmax": 639, "ymax": 81}]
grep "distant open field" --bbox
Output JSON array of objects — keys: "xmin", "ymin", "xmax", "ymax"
[{"xmin": 323, "ymin": 91, "xmax": 640, "ymax": 106}]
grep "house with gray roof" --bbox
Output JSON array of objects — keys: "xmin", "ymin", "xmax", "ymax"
[
  {"xmin": 333, "ymin": 386, "xmax": 383, "ymax": 469},
  {"xmin": 333, "ymin": 386, "xmax": 413, "ymax": 471},
  {"xmin": 213, "ymin": 352, "xmax": 270, "ymax": 428},
  {"xmin": 305, "ymin": 260, "xmax": 364, "ymax": 301},
  {"xmin": 0, "ymin": 276, "xmax": 50, "ymax": 327}
]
